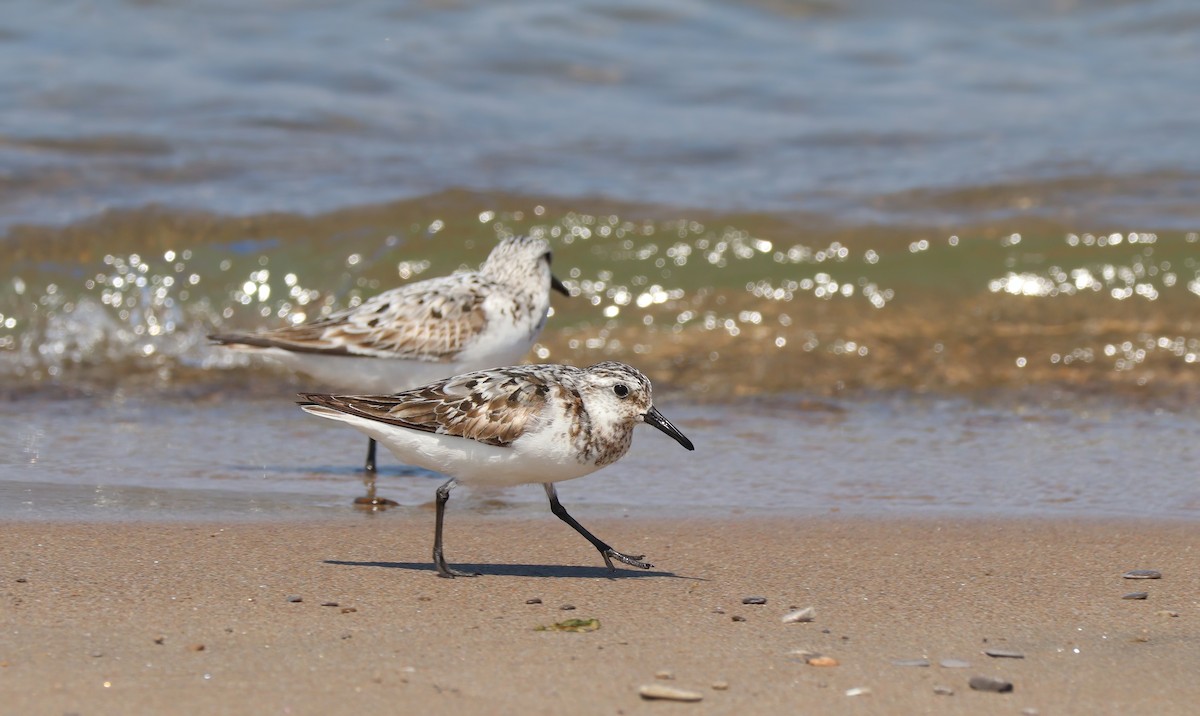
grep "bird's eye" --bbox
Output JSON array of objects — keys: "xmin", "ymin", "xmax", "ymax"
[{"xmin": 613, "ymin": 383, "xmax": 629, "ymax": 398}]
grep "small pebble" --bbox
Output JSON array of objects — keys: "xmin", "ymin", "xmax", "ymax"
[
  {"xmin": 321, "ymin": 601, "xmax": 339, "ymax": 607},
  {"xmin": 983, "ymin": 648, "xmax": 1025, "ymax": 659},
  {"xmin": 90, "ymin": 651, "xmax": 103, "ymax": 658},
  {"xmin": 807, "ymin": 656, "xmax": 839, "ymax": 667},
  {"xmin": 731, "ymin": 615, "xmax": 746, "ymax": 622},
  {"xmin": 1122, "ymin": 592, "xmax": 1149, "ymax": 600},
  {"xmin": 340, "ymin": 607, "xmax": 357, "ymax": 614},
  {"xmin": 781, "ymin": 606, "xmax": 816, "ymax": 623},
  {"xmin": 286, "ymin": 595, "xmax": 302, "ymax": 603},
  {"xmin": 712, "ymin": 607, "xmax": 725, "ymax": 614},
  {"xmin": 969, "ymin": 675, "xmax": 1014, "ymax": 693},
  {"xmin": 1155, "ymin": 610, "xmax": 1179, "ymax": 617},
  {"xmin": 892, "ymin": 658, "xmax": 930, "ymax": 667},
  {"xmin": 933, "ymin": 685, "xmax": 955, "ymax": 696},
  {"xmin": 711, "ymin": 681, "xmax": 729, "ymax": 691},
  {"xmin": 15, "ymin": 578, "xmax": 27, "ymax": 583},
  {"xmin": 560, "ymin": 604, "xmax": 576, "ymax": 611},
  {"xmin": 939, "ymin": 658, "xmax": 970, "ymax": 668},
  {"xmin": 525, "ymin": 598, "xmax": 542, "ymax": 605},
  {"xmin": 1021, "ymin": 708, "xmax": 1040, "ymax": 716},
  {"xmin": 845, "ymin": 687, "xmax": 870, "ymax": 697},
  {"xmin": 188, "ymin": 644, "xmax": 206, "ymax": 652},
  {"xmin": 638, "ymin": 684, "xmax": 704, "ymax": 702},
  {"xmin": 654, "ymin": 670, "xmax": 674, "ymax": 680},
  {"xmin": 1123, "ymin": 569, "xmax": 1162, "ymax": 579},
  {"xmin": 742, "ymin": 596, "xmax": 767, "ymax": 605},
  {"xmin": 153, "ymin": 637, "xmax": 165, "ymax": 645}
]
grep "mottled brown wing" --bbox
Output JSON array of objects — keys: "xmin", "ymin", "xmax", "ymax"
[
  {"xmin": 215, "ymin": 274, "xmax": 489, "ymax": 360},
  {"xmin": 298, "ymin": 367, "xmax": 558, "ymax": 447}
]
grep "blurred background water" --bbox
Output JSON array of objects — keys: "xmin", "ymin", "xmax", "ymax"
[
  {"xmin": 1, "ymin": 0, "xmax": 1198, "ymax": 520},
  {"xmin": 3, "ymin": 0, "xmax": 1199, "ymax": 230}
]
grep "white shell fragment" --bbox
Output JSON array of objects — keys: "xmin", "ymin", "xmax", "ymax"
[
  {"xmin": 639, "ymin": 684, "xmax": 704, "ymax": 702},
  {"xmin": 782, "ymin": 606, "xmax": 816, "ymax": 623}
]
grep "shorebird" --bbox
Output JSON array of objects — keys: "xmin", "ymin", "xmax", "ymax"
[
  {"xmin": 210, "ymin": 235, "xmax": 568, "ymax": 505},
  {"xmin": 298, "ymin": 361, "xmax": 695, "ymax": 577}
]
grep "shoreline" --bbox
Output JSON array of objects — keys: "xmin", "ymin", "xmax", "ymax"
[{"xmin": 3, "ymin": 515, "xmax": 1196, "ymax": 714}]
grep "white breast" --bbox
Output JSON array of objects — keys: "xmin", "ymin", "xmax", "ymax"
[
  {"xmin": 301, "ymin": 406, "xmax": 603, "ymax": 488},
  {"xmin": 452, "ymin": 292, "xmax": 548, "ymax": 369}
]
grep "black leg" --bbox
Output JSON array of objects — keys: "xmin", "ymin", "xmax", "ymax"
[
  {"xmin": 364, "ymin": 438, "xmax": 377, "ymax": 474},
  {"xmin": 433, "ymin": 478, "xmax": 477, "ymax": 578},
  {"xmin": 353, "ymin": 438, "xmax": 397, "ymax": 508},
  {"xmin": 362, "ymin": 438, "xmax": 378, "ymax": 501},
  {"xmin": 543, "ymin": 483, "xmax": 653, "ymax": 571}
]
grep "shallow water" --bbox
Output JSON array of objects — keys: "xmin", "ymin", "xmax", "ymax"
[
  {"xmin": 3, "ymin": 206, "xmax": 1198, "ymax": 399},
  {"xmin": 2, "ymin": 1, "xmax": 1198, "ymax": 523},
  {"xmin": 3, "ymin": 394, "xmax": 1197, "ymax": 522}
]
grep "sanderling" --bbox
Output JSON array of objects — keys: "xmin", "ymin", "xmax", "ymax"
[
  {"xmin": 209, "ymin": 235, "xmax": 569, "ymax": 505},
  {"xmin": 298, "ymin": 361, "xmax": 695, "ymax": 577}
]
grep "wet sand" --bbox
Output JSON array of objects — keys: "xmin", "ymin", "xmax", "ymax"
[{"xmin": 3, "ymin": 515, "xmax": 1196, "ymax": 714}]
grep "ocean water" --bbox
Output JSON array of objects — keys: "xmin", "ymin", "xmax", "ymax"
[
  {"xmin": 3, "ymin": 393, "xmax": 1198, "ymax": 521},
  {"xmin": 1, "ymin": 0, "xmax": 1198, "ymax": 521},
  {"xmin": 3, "ymin": 0, "xmax": 1199, "ymax": 231}
]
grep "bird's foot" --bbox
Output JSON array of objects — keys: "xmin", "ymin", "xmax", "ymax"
[
  {"xmin": 435, "ymin": 563, "xmax": 480, "ymax": 579},
  {"xmin": 353, "ymin": 495, "xmax": 399, "ymax": 510},
  {"xmin": 603, "ymin": 549, "xmax": 653, "ymax": 571},
  {"xmin": 434, "ymin": 550, "xmax": 480, "ymax": 578}
]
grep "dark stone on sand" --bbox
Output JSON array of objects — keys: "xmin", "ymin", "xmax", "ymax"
[
  {"xmin": 526, "ymin": 598, "xmax": 542, "ymax": 605},
  {"xmin": 742, "ymin": 596, "xmax": 767, "ymax": 605},
  {"xmin": 969, "ymin": 675, "xmax": 1014, "ymax": 693},
  {"xmin": 1123, "ymin": 592, "xmax": 1149, "ymax": 600},
  {"xmin": 983, "ymin": 648, "xmax": 1025, "ymax": 659},
  {"xmin": 286, "ymin": 595, "xmax": 302, "ymax": 603},
  {"xmin": 560, "ymin": 604, "xmax": 576, "ymax": 611},
  {"xmin": 892, "ymin": 658, "xmax": 930, "ymax": 667},
  {"xmin": 1123, "ymin": 569, "xmax": 1162, "ymax": 579},
  {"xmin": 321, "ymin": 601, "xmax": 339, "ymax": 607},
  {"xmin": 731, "ymin": 615, "xmax": 746, "ymax": 622},
  {"xmin": 15, "ymin": 578, "xmax": 27, "ymax": 583}
]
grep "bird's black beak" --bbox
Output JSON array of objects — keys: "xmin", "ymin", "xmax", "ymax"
[
  {"xmin": 551, "ymin": 274, "xmax": 570, "ymax": 296},
  {"xmin": 643, "ymin": 406, "xmax": 695, "ymax": 451}
]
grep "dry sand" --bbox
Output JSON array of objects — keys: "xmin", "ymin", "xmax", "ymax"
[{"xmin": 2, "ymin": 514, "xmax": 1196, "ymax": 715}]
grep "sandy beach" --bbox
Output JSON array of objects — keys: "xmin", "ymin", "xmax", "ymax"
[{"xmin": 2, "ymin": 515, "xmax": 1195, "ymax": 715}]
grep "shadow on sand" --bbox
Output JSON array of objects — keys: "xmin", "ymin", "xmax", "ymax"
[{"xmin": 323, "ymin": 559, "xmax": 697, "ymax": 580}]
